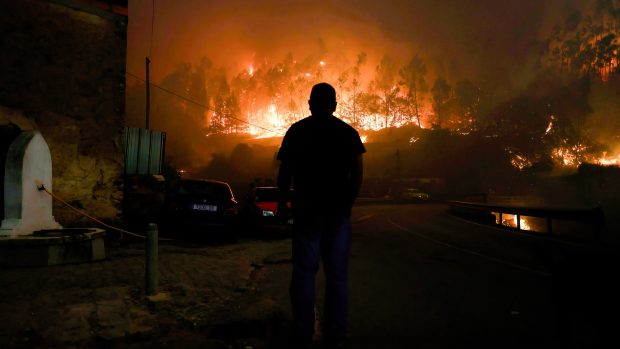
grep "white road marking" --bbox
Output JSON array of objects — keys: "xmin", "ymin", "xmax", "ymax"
[
  {"xmin": 388, "ymin": 219, "xmax": 551, "ymax": 277},
  {"xmin": 352, "ymin": 213, "xmax": 376, "ymax": 224}
]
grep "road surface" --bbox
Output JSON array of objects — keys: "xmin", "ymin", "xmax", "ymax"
[{"xmin": 254, "ymin": 203, "xmax": 618, "ymax": 348}]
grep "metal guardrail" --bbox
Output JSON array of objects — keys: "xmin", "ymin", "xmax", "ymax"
[{"xmin": 448, "ymin": 200, "xmax": 605, "ymax": 238}]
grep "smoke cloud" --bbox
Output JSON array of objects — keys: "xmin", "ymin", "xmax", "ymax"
[{"xmin": 127, "ymin": 0, "xmax": 586, "ymax": 88}]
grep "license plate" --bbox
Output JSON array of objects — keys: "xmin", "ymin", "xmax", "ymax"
[{"xmin": 192, "ymin": 204, "xmax": 217, "ymax": 212}]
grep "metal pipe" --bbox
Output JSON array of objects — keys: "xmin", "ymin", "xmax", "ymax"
[{"xmin": 145, "ymin": 223, "xmax": 158, "ymax": 295}]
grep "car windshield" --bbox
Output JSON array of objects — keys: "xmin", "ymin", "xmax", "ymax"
[
  {"xmin": 255, "ymin": 188, "xmax": 278, "ymax": 202},
  {"xmin": 177, "ymin": 181, "xmax": 232, "ymax": 200}
]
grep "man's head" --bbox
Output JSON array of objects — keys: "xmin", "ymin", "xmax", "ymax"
[{"xmin": 309, "ymin": 82, "xmax": 337, "ymax": 115}]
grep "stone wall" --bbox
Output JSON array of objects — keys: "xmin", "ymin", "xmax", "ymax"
[{"xmin": 0, "ymin": 0, "xmax": 127, "ymax": 225}]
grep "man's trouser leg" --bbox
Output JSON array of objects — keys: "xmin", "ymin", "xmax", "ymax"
[
  {"xmin": 290, "ymin": 221, "xmax": 321, "ymax": 343},
  {"xmin": 321, "ymin": 217, "xmax": 352, "ymax": 342}
]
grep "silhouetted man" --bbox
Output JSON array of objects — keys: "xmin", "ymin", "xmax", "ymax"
[{"xmin": 277, "ymin": 82, "xmax": 365, "ymax": 348}]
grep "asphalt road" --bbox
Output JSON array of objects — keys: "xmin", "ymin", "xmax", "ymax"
[{"xmin": 258, "ymin": 203, "xmax": 619, "ymax": 349}]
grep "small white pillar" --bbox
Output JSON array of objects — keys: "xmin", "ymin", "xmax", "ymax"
[{"xmin": 1, "ymin": 131, "xmax": 61, "ymax": 237}]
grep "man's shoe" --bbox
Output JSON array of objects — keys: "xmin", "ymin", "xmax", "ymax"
[
  {"xmin": 291, "ymin": 336, "xmax": 315, "ymax": 349},
  {"xmin": 292, "ymin": 341, "xmax": 315, "ymax": 349},
  {"xmin": 324, "ymin": 337, "xmax": 348, "ymax": 349}
]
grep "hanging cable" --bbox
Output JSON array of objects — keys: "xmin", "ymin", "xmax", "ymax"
[
  {"xmin": 125, "ymin": 71, "xmax": 277, "ymax": 133},
  {"xmin": 38, "ymin": 184, "xmax": 173, "ymax": 241},
  {"xmin": 133, "ymin": 0, "xmax": 276, "ymax": 135}
]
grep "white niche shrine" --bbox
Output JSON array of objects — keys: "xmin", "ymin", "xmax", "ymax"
[{"xmin": 1, "ymin": 131, "xmax": 62, "ymax": 237}]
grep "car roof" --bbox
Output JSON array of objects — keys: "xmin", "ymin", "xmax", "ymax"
[
  {"xmin": 176, "ymin": 179, "xmax": 235, "ymax": 199},
  {"xmin": 181, "ymin": 179, "xmax": 231, "ymax": 186},
  {"xmin": 253, "ymin": 186, "xmax": 293, "ymax": 191}
]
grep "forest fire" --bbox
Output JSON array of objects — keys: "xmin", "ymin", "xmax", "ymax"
[
  {"xmin": 124, "ymin": 0, "xmax": 620, "ymax": 173},
  {"xmin": 552, "ymin": 145, "xmax": 586, "ymax": 167},
  {"xmin": 247, "ymin": 103, "xmax": 288, "ymax": 138},
  {"xmin": 508, "ymin": 144, "xmax": 620, "ymax": 171},
  {"xmin": 597, "ymin": 154, "xmax": 620, "ymax": 166},
  {"xmin": 549, "ymin": 146, "xmax": 620, "ymax": 169},
  {"xmin": 203, "ymin": 53, "xmax": 436, "ymax": 139}
]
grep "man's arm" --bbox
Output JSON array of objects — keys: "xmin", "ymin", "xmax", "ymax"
[
  {"xmin": 276, "ymin": 160, "xmax": 293, "ymax": 222},
  {"xmin": 277, "ymin": 160, "xmax": 292, "ymax": 202},
  {"xmin": 350, "ymin": 154, "xmax": 364, "ymax": 205}
]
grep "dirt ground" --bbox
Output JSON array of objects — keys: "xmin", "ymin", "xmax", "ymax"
[{"xmin": 0, "ymin": 236, "xmax": 294, "ymax": 349}]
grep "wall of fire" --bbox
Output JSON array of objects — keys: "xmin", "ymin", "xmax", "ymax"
[{"xmin": 0, "ymin": 0, "xmax": 127, "ymax": 225}]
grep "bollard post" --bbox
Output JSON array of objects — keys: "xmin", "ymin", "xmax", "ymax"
[{"xmin": 145, "ymin": 223, "xmax": 158, "ymax": 296}]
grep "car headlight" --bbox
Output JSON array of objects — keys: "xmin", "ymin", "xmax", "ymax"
[{"xmin": 262, "ymin": 210, "xmax": 275, "ymax": 217}]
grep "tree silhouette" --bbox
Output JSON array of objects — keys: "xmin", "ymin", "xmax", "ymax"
[
  {"xmin": 399, "ymin": 54, "xmax": 427, "ymax": 127},
  {"xmin": 431, "ymin": 77, "xmax": 452, "ymax": 128},
  {"xmin": 455, "ymin": 79, "xmax": 480, "ymax": 130},
  {"xmin": 372, "ymin": 54, "xmax": 399, "ymax": 128}
]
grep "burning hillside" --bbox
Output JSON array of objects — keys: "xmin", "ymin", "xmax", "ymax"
[{"xmin": 125, "ymin": 0, "xmax": 620, "ymax": 173}]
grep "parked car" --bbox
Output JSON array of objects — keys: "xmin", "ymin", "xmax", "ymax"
[
  {"xmin": 163, "ymin": 179, "xmax": 238, "ymax": 236},
  {"xmin": 401, "ymin": 188, "xmax": 430, "ymax": 202},
  {"xmin": 240, "ymin": 186, "xmax": 293, "ymax": 234}
]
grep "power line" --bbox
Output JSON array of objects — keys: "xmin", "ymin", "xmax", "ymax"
[{"xmin": 125, "ymin": 71, "xmax": 276, "ymax": 133}]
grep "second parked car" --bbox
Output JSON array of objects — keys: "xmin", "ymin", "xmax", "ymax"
[
  {"xmin": 240, "ymin": 186, "xmax": 293, "ymax": 234},
  {"xmin": 163, "ymin": 179, "xmax": 238, "ymax": 237}
]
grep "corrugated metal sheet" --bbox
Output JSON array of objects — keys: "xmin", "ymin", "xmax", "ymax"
[{"xmin": 124, "ymin": 128, "xmax": 166, "ymax": 175}]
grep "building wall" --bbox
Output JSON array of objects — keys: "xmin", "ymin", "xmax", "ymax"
[{"xmin": 0, "ymin": 0, "xmax": 127, "ymax": 225}]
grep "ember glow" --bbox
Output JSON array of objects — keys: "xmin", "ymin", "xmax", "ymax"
[
  {"xmin": 505, "ymin": 147, "xmax": 533, "ymax": 171},
  {"xmin": 544, "ymin": 115, "xmax": 555, "ymax": 135},
  {"xmin": 552, "ymin": 145, "xmax": 585, "ymax": 167},
  {"xmin": 510, "ymin": 154, "xmax": 532, "ymax": 171}
]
